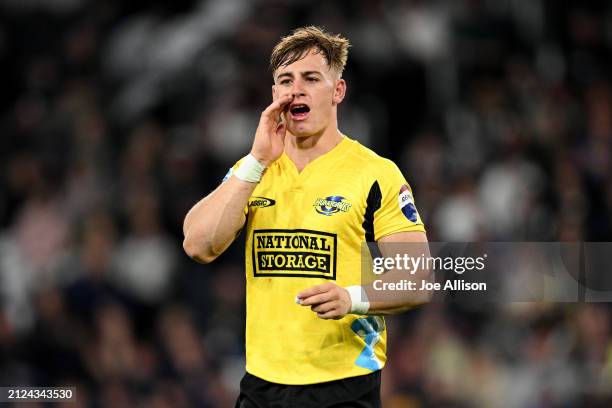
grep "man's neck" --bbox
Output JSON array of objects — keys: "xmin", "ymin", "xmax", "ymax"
[{"xmin": 284, "ymin": 127, "xmax": 343, "ymax": 172}]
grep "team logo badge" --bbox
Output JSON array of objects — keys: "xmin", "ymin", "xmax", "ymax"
[
  {"xmin": 399, "ymin": 185, "xmax": 418, "ymax": 222},
  {"xmin": 249, "ymin": 197, "xmax": 276, "ymax": 208},
  {"xmin": 314, "ymin": 196, "xmax": 352, "ymax": 216}
]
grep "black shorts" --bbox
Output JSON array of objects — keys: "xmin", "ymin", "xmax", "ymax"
[{"xmin": 234, "ymin": 370, "xmax": 381, "ymax": 408}]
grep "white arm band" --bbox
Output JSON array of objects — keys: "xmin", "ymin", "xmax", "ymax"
[
  {"xmin": 233, "ymin": 154, "xmax": 267, "ymax": 183},
  {"xmin": 346, "ymin": 285, "xmax": 370, "ymax": 315}
]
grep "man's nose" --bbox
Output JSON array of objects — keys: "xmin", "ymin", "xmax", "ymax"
[{"xmin": 291, "ymin": 80, "xmax": 306, "ymax": 97}]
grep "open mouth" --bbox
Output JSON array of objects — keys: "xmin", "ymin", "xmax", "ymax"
[{"xmin": 289, "ymin": 104, "xmax": 310, "ymax": 120}]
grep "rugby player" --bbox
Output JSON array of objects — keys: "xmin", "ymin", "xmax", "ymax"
[{"xmin": 183, "ymin": 26, "xmax": 429, "ymax": 408}]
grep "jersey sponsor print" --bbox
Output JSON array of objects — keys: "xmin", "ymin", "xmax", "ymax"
[
  {"xmin": 249, "ymin": 197, "xmax": 276, "ymax": 208},
  {"xmin": 252, "ymin": 229, "xmax": 337, "ymax": 279}
]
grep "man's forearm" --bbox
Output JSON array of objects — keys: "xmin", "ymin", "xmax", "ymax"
[
  {"xmin": 183, "ymin": 176, "xmax": 257, "ymax": 263},
  {"xmin": 364, "ymin": 298, "xmax": 430, "ymax": 315},
  {"xmin": 363, "ymin": 231, "xmax": 432, "ymax": 315},
  {"xmin": 362, "ymin": 268, "xmax": 432, "ymax": 315}
]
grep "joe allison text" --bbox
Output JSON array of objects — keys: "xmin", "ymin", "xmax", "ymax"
[{"xmin": 373, "ymin": 279, "xmax": 487, "ymax": 291}]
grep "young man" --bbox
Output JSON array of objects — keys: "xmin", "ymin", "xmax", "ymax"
[{"xmin": 183, "ymin": 26, "xmax": 428, "ymax": 408}]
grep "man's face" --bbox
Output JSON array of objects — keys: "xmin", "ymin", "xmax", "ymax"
[{"xmin": 272, "ymin": 48, "xmax": 346, "ymax": 138}]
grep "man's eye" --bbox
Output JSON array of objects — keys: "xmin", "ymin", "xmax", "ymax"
[
  {"xmin": 306, "ymin": 77, "xmax": 318, "ymax": 82},
  {"xmin": 280, "ymin": 80, "xmax": 291, "ymax": 85}
]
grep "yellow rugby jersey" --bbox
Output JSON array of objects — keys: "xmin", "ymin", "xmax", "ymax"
[{"xmin": 229, "ymin": 136, "xmax": 425, "ymax": 385}]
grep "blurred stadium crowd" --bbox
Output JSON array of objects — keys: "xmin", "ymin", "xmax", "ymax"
[{"xmin": 1, "ymin": 0, "xmax": 612, "ymax": 406}]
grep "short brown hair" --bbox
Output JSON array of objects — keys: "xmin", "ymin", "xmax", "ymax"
[{"xmin": 270, "ymin": 26, "xmax": 350, "ymax": 77}]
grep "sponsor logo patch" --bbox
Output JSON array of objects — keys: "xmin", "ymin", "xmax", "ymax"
[
  {"xmin": 252, "ymin": 229, "xmax": 337, "ymax": 279},
  {"xmin": 399, "ymin": 185, "xmax": 418, "ymax": 222},
  {"xmin": 313, "ymin": 196, "xmax": 352, "ymax": 216},
  {"xmin": 249, "ymin": 197, "xmax": 276, "ymax": 208}
]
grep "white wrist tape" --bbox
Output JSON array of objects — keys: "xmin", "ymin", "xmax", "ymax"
[
  {"xmin": 346, "ymin": 285, "xmax": 370, "ymax": 315},
  {"xmin": 233, "ymin": 154, "xmax": 267, "ymax": 183}
]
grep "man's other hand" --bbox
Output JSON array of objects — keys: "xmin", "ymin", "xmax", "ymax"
[{"xmin": 297, "ymin": 282, "xmax": 352, "ymax": 320}]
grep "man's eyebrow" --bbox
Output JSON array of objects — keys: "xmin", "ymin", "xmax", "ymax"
[
  {"xmin": 276, "ymin": 72, "xmax": 294, "ymax": 80},
  {"xmin": 275, "ymin": 71, "xmax": 323, "ymax": 81},
  {"xmin": 301, "ymin": 71, "xmax": 322, "ymax": 77}
]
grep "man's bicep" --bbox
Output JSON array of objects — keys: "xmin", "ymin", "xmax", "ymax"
[
  {"xmin": 378, "ymin": 230, "xmax": 428, "ymax": 244},
  {"xmin": 375, "ymin": 231, "xmax": 432, "ymax": 300},
  {"xmin": 377, "ymin": 231, "xmax": 429, "ymax": 263}
]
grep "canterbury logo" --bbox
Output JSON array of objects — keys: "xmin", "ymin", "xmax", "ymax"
[{"xmin": 249, "ymin": 197, "xmax": 276, "ymax": 208}]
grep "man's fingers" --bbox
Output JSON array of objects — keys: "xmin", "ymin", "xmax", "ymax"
[
  {"xmin": 296, "ymin": 283, "xmax": 350, "ymax": 320},
  {"xmin": 311, "ymin": 301, "xmax": 338, "ymax": 314},
  {"xmin": 297, "ymin": 283, "xmax": 334, "ymax": 300},
  {"xmin": 316, "ymin": 309, "xmax": 343, "ymax": 320},
  {"xmin": 275, "ymin": 122, "xmax": 286, "ymax": 138},
  {"xmin": 263, "ymin": 94, "xmax": 293, "ymax": 118},
  {"xmin": 299, "ymin": 292, "xmax": 335, "ymax": 307}
]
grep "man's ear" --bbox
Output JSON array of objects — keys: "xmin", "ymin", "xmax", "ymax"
[
  {"xmin": 272, "ymin": 84, "xmax": 277, "ymax": 101},
  {"xmin": 333, "ymin": 79, "xmax": 346, "ymax": 105}
]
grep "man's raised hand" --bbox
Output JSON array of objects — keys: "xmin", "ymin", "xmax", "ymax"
[{"xmin": 251, "ymin": 94, "xmax": 294, "ymax": 166}]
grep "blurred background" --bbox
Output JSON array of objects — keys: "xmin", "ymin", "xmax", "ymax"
[{"xmin": 1, "ymin": 0, "xmax": 611, "ymax": 406}]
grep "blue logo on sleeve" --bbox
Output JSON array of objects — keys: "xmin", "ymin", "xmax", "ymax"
[{"xmin": 398, "ymin": 185, "xmax": 418, "ymax": 222}]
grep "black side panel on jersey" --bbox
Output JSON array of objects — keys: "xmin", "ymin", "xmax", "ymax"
[{"xmin": 362, "ymin": 180, "xmax": 382, "ymax": 242}]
